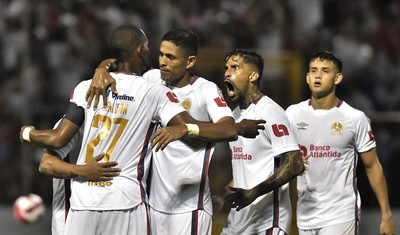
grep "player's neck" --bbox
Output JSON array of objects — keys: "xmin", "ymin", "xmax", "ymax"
[
  {"xmin": 118, "ymin": 62, "xmax": 142, "ymax": 76},
  {"xmin": 310, "ymin": 95, "xmax": 339, "ymax": 110},
  {"xmin": 169, "ymin": 73, "xmax": 195, "ymax": 88},
  {"xmin": 240, "ymin": 88, "xmax": 263, "ymax": 109}
]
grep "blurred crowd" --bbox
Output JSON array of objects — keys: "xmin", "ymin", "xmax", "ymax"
[{"xmin": 0, "ymin": 0, "xmax": 399, "ymax": 206}]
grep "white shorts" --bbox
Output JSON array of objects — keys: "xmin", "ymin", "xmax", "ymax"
[
  {"xmin": 149, "ymin": 207, "xmax": 212, "ymax": 235},
  {"xmin": 299, "ymin": 220, "xmax": 359, "ymax": 235},
  {"xmin": 64, "ymin": 203, "xmax": 150, "ymax": 235},
  {"xmin": 220, "ymin": 227, "xmax": 287, "ymax": 235}
]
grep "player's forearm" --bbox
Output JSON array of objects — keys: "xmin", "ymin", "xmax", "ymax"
[
  {"xmin": 254, "ymin": 151, "xmax": 304, "ymax": 196},
  {"xmin": 196, "ymin": 121, "xmax": 238, "ymax": 142},
  {"xmin": 169, "ymin": 113, "xmax": 238, "ymax": 142},
  {"xmin": 365, "ymin": 165, "xmax": 393, "ymax": 219},
  {"xmin": 29, "ymin": 129, "xmax": 70, "ymax": 149},
  {"xmin": 39, "ymin": 153, "xmax": 79, "ymax": 179}
]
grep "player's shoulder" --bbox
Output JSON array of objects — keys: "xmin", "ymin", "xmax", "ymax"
[
  {"xmin": 257, "ymin": 95, "xmax": 285, "ymax": 110},
  {"xmin": 285, "ymin": 100, "xmax": 309, "ymax": 120},
  {"xmin": 143, "ymin": 68, "xmax": 162, "ymax": 84},
  {"xmin": 338, "ymin": 101, "xmax": 368, "ymax": 119},
  {"xmin": 192, "ymin": 76, "xmax": 217, "ymax": 88},
  {"xmin": 286, "ymin": 100, "xmax": 308, "ymax": 110}
]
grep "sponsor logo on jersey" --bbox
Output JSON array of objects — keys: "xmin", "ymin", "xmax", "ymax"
[
  {"xmin": 166, "ymin": 91, "xmax": 179, "ymax": 103},
  {"xmin": 368, "ymin": 130, "xmax": 375, "ymax": 141},
  {"xmin": 181, "ymin": 99, "xmax": 192, "ymax": 111},
  {"xmin": 304, "ymin": 144, "xmax": 342, "ymax": 158},
  {"xmin": 214, "ymin": 88, "xmax": 228, "ymax": 107},
  {"xmin": 296, "ymin": 122, "xmax": 308, "ymax": 130},
  {"xmin": 230, "ymin": 146, "xmax": 252, "ymax": 160},
  {"xmin": 272, "ymin": 124, "xmax": 289, "ymax": 137},
  {"xmin": 331, "ymin": 121, "xmax": 343, "ymax": 135},
  {"xmin": 87, "ymin": 181, "xmax": 113, "ymax": 187},
  {"xmin": 112, "ymin": 93, "xmax": 135, "ymax": 101}
]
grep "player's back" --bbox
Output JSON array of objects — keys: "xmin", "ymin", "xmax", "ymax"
[{"xmin": 69, "ymin": 72, "xmax": 185, "ymax": 211}]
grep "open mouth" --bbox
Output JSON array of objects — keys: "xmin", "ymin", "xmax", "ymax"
[{"xmin": 224, "ymin": 80, "xmax": 235, "ymax": 97}]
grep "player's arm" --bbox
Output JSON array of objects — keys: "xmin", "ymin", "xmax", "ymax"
[
  {"xmin": 150, "ymin": 112, "xmax": 238, "ymax": 151},
  {"xmin": 39, "ymin": 150, "xmax": 121, "ymax": 181},
  {"xmin": 20, "ymin": 103, "xmax": 84, "ymax": 149},
  {"xmin": 86, "ymin": 58, "xmax": 118, "ymax": 109},
  {"xmin": 360, "ymin": 148, "xmax": 395, "ymax": 235},
  {"xmin": 225, "ymin": 150, "xmax": 305, "ymax": 211},
  {"xmin": 20, "ymin": 118, "xmax": 80, "ymax": 149}
]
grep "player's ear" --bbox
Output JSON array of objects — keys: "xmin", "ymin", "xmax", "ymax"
[
  {"xmin": 306, "ymin": 73, "xmax": 310, "ymax": 85},
  {"xmin": 186, "ymin": 55, "xmax": 197, "ymax": 69},
  {"xmin": 249, "ymin": 72, "xmax": 259, "ymax": 82},
  {"xmin": 334, "ymin": 73, "xmax": 343, "ymax": 85},
  {"xmin": 137, "ymin": 44, "xmax": 145, "ymax": 55}
]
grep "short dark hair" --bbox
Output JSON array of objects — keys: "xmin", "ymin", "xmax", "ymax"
[
  {"xmin": 110, "ymin": 25, "xmax": 147, "ymax": 61},
  {"xmin": 225, "ymin": 49, "xmax": 264, "ymax": 76},
  {"xmin": 161, "ymin": 28, "xmax": 199, "ymax": 56},
  {"xmin": 310, "ymin": 51, "xmax": 343, "ymax": 72}
]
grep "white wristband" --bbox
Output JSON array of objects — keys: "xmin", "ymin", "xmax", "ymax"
[
  {"xmin": 185, "ymin": 124, "xmax": 199, "ymax": 137},
  {"xmin": 22, "ymin": 127, "xmax": 33, "ymax": 142}
]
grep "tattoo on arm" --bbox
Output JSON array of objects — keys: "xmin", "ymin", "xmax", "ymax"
[
  {"xmin": 39, "ymin": 156, "xmax": 78, "ymax": 179},
  {"xmin": 256, "ymin": 151, "xmax": 304, "ymax": 195}
]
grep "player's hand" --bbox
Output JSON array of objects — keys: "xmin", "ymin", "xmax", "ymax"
[
  {"xmin": 235, "ymin": 119, "xmax": 266, "ymax": 138},
  {"xmin": 150, "ymin": 125, "xmax": 187, "ymax": 151},
  {"xmin": 86, "ymin": 59, "xmax": 118, "ymax": 110},
  {"xmin": 81, "ymin": 153, "xmax": 121, "ymax": 181},
  {"xmin": 380, "ymin": 216, "xmax": 395, "ymax": 235},
  {"xmin": 301, "ymin": 155, "xmax": 310, "ymax": 175},
  {"xmin": 225, "ymin": 186, "xmax": 258, "ymax": 211},
  {"xmin": 19, "ymin": 126, "xmax": 36, "ymax": 147}
]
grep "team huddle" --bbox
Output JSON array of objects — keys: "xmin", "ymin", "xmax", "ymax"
[{"xmin": 20, "ymin": 25, "xmax": 395, "ymax": 235}]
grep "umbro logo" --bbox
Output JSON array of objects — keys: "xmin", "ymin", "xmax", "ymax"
[{"xmin": 296, "ymin": 122, "xmax": 308, "ymax": 130}]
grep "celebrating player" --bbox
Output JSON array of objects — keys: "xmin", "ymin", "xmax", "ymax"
[
  {"xmin": 37, "ymin": 121, "xmax": 120, "ymax": 235},
  {"xmin": 214, "ymin": 49, "xmax": 305, "ymax": 235},
  {"xmin": 20, "ymin": 25, "xmax": 241, "ymax": 234},
  {"xmin": 85, "ymin": 28, "xmax": 265, "ymax": 235}
]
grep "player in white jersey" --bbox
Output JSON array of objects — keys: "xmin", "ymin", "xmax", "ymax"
[
  {"xmin": 20, "ymin": 26, "xmax": 238, "ymax": 235},
  {"xmin": 285, "ymin": 51, "xmax": 395, "ymax": 235},
  {"xmin": 84, "ymin": 28, "xmax": 263, "ymax": 235},
  {"xmin": 214, "ymin": 49, "xmax": 305, "ymax": 235},
  {"xmin": 37, "ymin": 121, "xmax": 120, "ymax": 235}
]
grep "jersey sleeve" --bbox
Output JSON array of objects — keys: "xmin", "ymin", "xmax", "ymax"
[
  {"xmin": 263, "ymin": 105, "xmax": 300, "ymax": 157},
  {"xmin": 355, "ymin": 112, "xmax": 376, "ymax": 153},
  {"xmin": 148, "ymin": 84, "xmax": 186, "ymax": 127},
  {"xmin": 199, "ymin": 82, "xmax": 232, "ymax": 122},
  {"xmin": 143, "ymin": 69, "xmax": 163, "ymax": 84},
  {"xmin": 69, "ymin": 80, "xmax": 92, "ymax": 108}
]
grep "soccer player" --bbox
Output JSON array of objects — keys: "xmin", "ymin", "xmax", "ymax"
[
  {"xmin": 285, "ymin": 51, "xmax": 395, "ymax": 235},
  {"xmin": 213, "ymin": 49, "xmax": 305, "ymax": 235},
  {"xmin": 20, "ymin": 25, "xmax": 238, "ymax": 235},
  {"xmin": 85, "ymin": 28, "xmax": 264, "ymax": 235},
  {"xmin": 38, "ymin": 122, "xmax": 120, "ymax": 235}
]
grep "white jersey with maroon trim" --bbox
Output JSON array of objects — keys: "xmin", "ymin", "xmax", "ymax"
[
  {"xmin": 285, "ymin": 100, "xmax": 376, "ymax": 229},
  {"xmin": 49, "ymin": 121, "xmax": 83, "ymax": 235},
  {"xmin": 222, "ymin": 95, "xmax": 299, "ymax": 234},
  {"xmin": 144, "ymin": 69, "xmax": 233, "ymax": 215},
  {"xmin": 68, "ymin": 72, "xmax": 185, "ymax": 210}
]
